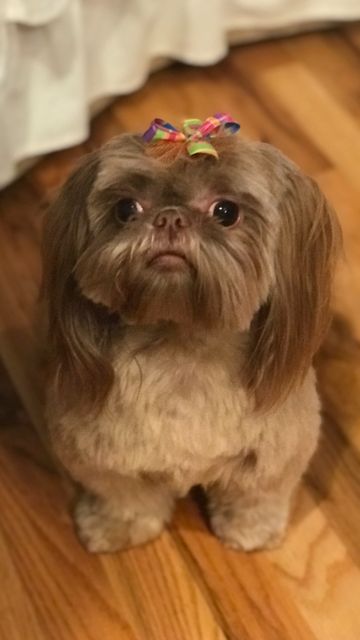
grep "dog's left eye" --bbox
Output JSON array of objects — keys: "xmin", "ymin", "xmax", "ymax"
[
  {"xmin": 209, "ymin": 200, "xmax": 240, "ymax": 227},
  {"xmin": 114, "ymin": 198, "xmax": 143, "ymax": 223}
]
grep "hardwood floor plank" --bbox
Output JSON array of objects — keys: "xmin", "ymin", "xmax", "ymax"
[
  {"xmin": 0, "ymin": 525, "xmax": 46, "ymax": 640},
  {"xmin": 316, "ymin": 318, "xmax": 360, "ymax": 452},
  {"xmin": 283, "ymin": 32, "xmax": 360, "ymax": 124},
  {"xmin": 261, "ymin": 62, "xmax": 360, "ymax": 187},
  {"xmin": 224, "ymin": 45, "xmax": 331, "ymax": 174},
  {"xmin": 0, "ymin": 424, "xmax": 227, "ymax": 640},
  {"xmin": 172, "ymin": 500, "xmax": 317, "ymax": 640},
  {"xmin": 27, "ymin": 145, "xmax": 88, "ymax": 201},
  {"xmin": 307, "ymin": 413, "xmax": 360, "ymax": 565},
  {"xmin": 269, "ymin": 488, "xmax": 360, "ymax": 640},
  {"xmin": 0, "ymin": 184, "xmax": 44, "ymax": 427},
  {"xmin": 107, "ymin": 534, "xmax": 227, "ymax": 640},
  {"xmin": 316, "ymin": 169, "xmax": 360, "ymax": 339},
  {"xmin": 343, "ymin": 24, "xmax": 360, "ymax": 52}
]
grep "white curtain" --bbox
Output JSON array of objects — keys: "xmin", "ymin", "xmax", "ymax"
[{"xmin": 1, "ymin": 0, "xmax": 359, "ymax": 188}]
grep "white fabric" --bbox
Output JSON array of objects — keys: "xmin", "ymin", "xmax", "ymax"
[{"xmin": 1, "ymin": 0, "xmax": 360, "ymax": 187}]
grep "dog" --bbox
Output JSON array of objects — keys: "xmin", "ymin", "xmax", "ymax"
[{"xmin": 42, "ymin": 116, "xmax": 340, "ymax": 553}]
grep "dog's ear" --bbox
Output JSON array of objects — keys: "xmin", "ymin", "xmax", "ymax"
[
  {"xmin": 244, "ymin": 160, "xmax": 341, "ymax": 411},
  {"xmin": 42, "ymin": 151, "xmax": 114, "ymax": 413}
]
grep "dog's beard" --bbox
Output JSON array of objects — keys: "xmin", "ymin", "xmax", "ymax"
[
  {"xmin": 120, "ymin": 265, "xmax": 195, "ymax": 325},
  {"xmin": 76, "ymin": 232, "xmax": 271, "ymax": 331}
]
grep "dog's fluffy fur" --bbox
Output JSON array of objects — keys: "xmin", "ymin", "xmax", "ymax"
[{"xmin": 43, "ymin": 134, "xmax": 340, "ymax": 552}]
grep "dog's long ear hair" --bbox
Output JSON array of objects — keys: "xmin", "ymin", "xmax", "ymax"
[
  {"xmin": 42, "ymin": 152, "xmax": 115, "ymax": 413},
  {"xmin": 244, "ymin": 161, "xmax": 341, "ymax": 412}
]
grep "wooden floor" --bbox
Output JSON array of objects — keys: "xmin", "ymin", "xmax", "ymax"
[{"xmin": 0, "ymin": 24, "xmax": 360, "ymax": 640}]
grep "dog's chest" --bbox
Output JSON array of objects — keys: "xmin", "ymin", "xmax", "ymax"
[
  {"xmin": 53, "ymin": 333, "xmax": 252, "ymax": 491},
  {"xmin": 93, "ymin": 335, "xmax": 249, "ymax": 481}
]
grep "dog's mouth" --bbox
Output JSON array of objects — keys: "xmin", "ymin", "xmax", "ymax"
[{"xmin": 147, "ymin": 249, "xmax": 191, "ymax": 271}]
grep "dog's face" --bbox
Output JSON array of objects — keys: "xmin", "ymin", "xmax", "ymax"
[
  {"xmin": 75, "ymin": 135, "xmax": 278, "ymax": 330},
  {"xmin": 43, "ymin": 134, "xmax": 340, "ymax": 412}
]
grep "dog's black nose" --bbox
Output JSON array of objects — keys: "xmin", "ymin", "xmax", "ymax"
[{"xmin": 153, "ymin": 209, "xmax": 190, "ymax": 231}]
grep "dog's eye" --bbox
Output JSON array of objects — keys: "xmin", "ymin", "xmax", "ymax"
[
  {"xmin": 209, "ymin": 200, "xmax": 240, "ymax": 227},
  {"xmin": 114, "ymin": 198, "xmax": 143, "ymax": 223}
]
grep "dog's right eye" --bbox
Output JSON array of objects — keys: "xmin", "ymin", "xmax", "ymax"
[{"xmin": 114, "ymin": 198, "xmax": 143, "ymax": 223}]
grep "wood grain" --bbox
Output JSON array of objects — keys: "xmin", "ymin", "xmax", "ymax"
[{"xmin": 0, "ymin": 25, "xmax": 359, "ymax": 640}]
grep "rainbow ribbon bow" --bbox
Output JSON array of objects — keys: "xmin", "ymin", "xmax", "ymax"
[{"xmin": 142, "ymin": 113, "xmax": 240, "ymax": 159}]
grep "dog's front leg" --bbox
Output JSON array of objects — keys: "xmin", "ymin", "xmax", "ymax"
[{"xmin": 73, "ymin": 473, "xmax": 175, "ymax": 553}]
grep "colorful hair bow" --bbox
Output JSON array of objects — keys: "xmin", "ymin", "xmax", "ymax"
[{"xmin": 142, "ymin": 113, "xmax": 240, "ymax": 159}]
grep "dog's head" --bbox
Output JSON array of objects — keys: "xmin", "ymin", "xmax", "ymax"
[{"xmin": 43, "ymin": 133, "xmax": 340, "ymax": 412}]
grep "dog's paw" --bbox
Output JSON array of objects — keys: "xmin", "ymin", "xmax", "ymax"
[
  {"xmin": 211, "ymin": 503, "xmax": 288, "ymax": 552},
  {"xmin": 74, "ymin": 493, "xmax": 165, "ymax": 553},
  {"xmin": 212, "ymin": 517, "xmax": 285, "ymax": 551}
]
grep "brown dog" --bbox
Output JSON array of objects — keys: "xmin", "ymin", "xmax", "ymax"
[{"xmin": 42, "ymin": 130, "xmax": 340, "ymax": 552}]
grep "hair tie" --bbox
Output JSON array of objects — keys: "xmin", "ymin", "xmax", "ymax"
[{"xmin": 142, "ymin": 113, "xmax": 240, "ymax": 159}]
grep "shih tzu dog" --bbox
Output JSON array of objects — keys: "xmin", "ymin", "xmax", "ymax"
[{"xmin": 42, "ymin": 114, "xmax": 340, "ymax": 553}]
